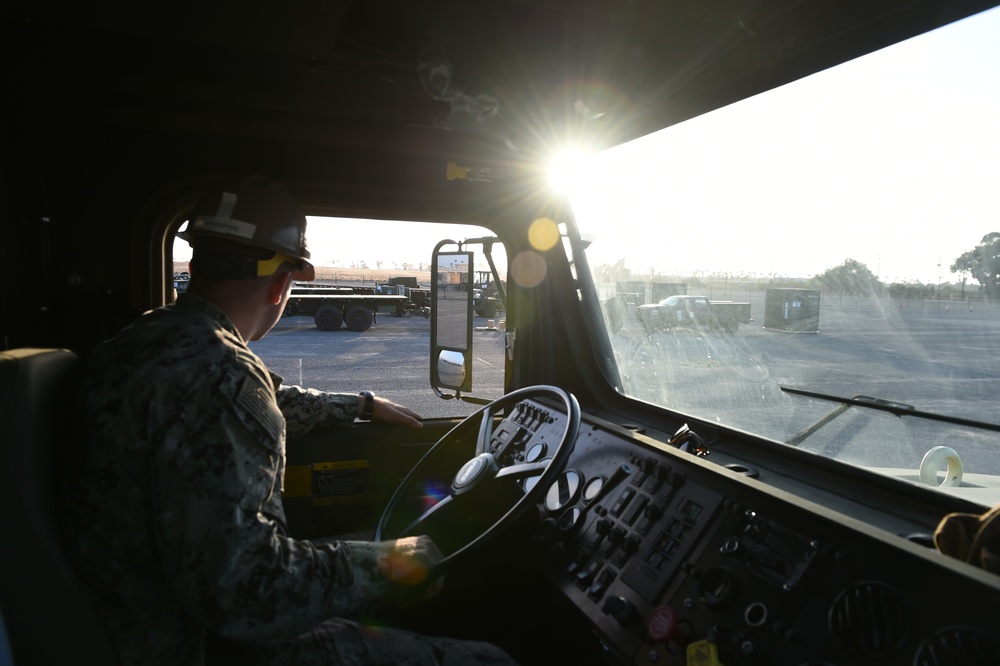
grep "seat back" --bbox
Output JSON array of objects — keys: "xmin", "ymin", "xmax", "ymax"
[{"xmin": 0, "ymin": 348, "xmax": 117, "ymax": 665}]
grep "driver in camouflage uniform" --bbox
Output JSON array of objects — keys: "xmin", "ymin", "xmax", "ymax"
[{"xmin": 64, "ymin": 176, "xmax": 518, "ymax": 665}]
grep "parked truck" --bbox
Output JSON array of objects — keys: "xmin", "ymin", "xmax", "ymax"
[
  {"xmin": 635, "ymin": 294, "xmax": 751, "ymax": 333},
  {"xmin": 464, "ymin": 271, "xmax": 505, "ymax": 318},
  {"xmin": 283, "ymin": 285, "xmax": 407, "ymax": 331},
  {"xmin": 374, "ymin": 282, "xmax": 431, "ymax": 318}
]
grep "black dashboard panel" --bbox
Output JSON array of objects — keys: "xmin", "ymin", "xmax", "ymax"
[{"xmin": 500, "ymin": 399, "xmax": 1000, "ymax": 665}]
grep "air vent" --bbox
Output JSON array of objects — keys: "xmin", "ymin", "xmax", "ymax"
[
  {"xmin": 828, "ymin": 582, "xmax": 907, "ymax": 659},
  {"xmin": 914, "ymin": 627, "xmax": 1000, "ymax": 666}
]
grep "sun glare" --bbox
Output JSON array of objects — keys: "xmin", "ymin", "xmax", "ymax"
[{"xmin": 548, "ymin": 148, "xmax": 593, "ymax": 196}]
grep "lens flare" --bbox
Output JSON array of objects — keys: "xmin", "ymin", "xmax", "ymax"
[
  {"xmin": 511, "ymin": 250, "xmax": 547, "ymax": 288},
  {"xmin": 528, "ymin": 217, "xmax": 560, "ymax": 252},
  {"xmin": 419, "ymin": 480, "xmax": 449, "ymax": 512}
]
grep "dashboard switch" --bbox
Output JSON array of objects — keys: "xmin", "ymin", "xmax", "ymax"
[{"xmin": 576, "ymin": 560, "xmax": 601, "ymax": 586}]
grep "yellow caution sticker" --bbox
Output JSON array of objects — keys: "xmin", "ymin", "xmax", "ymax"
[
  {"xmin": 686, "ymin": 639, "xmax": 723, "ymax": 666},
  {"xmin": 314, "ymin": 460, "xmax": 369, "ymax": 471},
  {"xmin": 283, "ymin": 461, "xmax": 371, "ymax": 499},
  {"xmin": 283, "ymin": 465, "xmax": 312, "ymax": 498},
  {"xmin": 313, "ymin": 493, "xmax": 383, "ymax": 507}
]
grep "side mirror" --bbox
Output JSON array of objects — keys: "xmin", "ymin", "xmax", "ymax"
[{"xmin": 430, "ymin": 243, "xmax": 474, "ymax": 395}]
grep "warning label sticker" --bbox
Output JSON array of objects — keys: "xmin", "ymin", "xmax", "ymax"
[{"xmin": 313, "ymin": 460, "xmax": 369, "ymax": 498}]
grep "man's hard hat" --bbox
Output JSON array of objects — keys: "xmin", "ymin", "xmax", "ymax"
[{"xmin": 180, "ymin": 176, "xmax": 315, "ymax": 281}]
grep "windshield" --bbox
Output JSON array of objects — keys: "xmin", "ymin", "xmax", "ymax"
[{"xmin": 569, "ymin": 7, "xmax": 1000, "ymax": 501}]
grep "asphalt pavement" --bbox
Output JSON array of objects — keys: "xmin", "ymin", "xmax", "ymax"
[
  {"xmin": 251, "ymin": 313, "xmax": 506, "ymax": 421},
  {"xmin": 614, "ymin": 299, "xmax": 1000, "ymax": 476},
  {"xmin": 251, "ymin": 299, "xmax": 1000, "ymax": 476}
]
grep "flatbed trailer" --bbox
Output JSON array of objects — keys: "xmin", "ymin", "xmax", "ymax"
[{"xmin": 283, "ymin": 288, "xmax": 408, "ymax": 331}]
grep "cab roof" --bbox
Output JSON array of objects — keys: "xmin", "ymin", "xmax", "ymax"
[{"xmin": 8, "ymin": 0, "xmax": 997, "ymax": 172}]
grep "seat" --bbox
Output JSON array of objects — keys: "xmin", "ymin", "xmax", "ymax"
[{"xmin": 0, "ymin": 348, "xmax": 118, "ymax": 665}]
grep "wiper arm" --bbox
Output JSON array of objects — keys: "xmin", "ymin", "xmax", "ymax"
[{"xmin": 780, "ymin": 386, "xmax": 1000, "ymax": 446}]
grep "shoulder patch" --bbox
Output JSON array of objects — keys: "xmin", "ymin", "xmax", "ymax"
[{"xmin": 236, "ymin": 378, "xmax": 284, "ymax": 443}]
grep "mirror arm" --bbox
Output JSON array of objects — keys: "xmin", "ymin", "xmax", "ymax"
[
  {"xmin": 483, "ymin": 246, "xmax": 506, "ymax": 305},
  {"xmin": 432, "ymin": 387, "xmax": 457, "ymax": 400},
  {"xmin": 431, "ymin": 386, "xmax": 491, "ymax": 405},
  {"xmin": 460, "ymin": 236, "xmax": 507, "ymax": 305}
]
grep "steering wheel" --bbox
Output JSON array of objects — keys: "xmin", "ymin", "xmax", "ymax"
[{"xmin": 375, "ymin": 385, "xmax": 580, "ymax": 568}]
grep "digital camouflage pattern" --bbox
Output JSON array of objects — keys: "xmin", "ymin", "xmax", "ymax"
[{"xmin": 65, "ymin": 292, "xmax": 516, "ymax": 665}]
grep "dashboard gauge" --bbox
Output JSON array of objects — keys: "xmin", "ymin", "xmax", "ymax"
[
  {"xmin": 582, "ymin": 476, "xmax": 605, "ymax": 502},
  {"xmin": 558, "ymin": 505, "xmax": 583, "ymax": 532},
  {"xmin": 544, "ymin": 470, "xmax": 582, "ymax": 512},
  {"xmin": 525, "ymin": 442, "xmax": 547, "ymax": 462}
]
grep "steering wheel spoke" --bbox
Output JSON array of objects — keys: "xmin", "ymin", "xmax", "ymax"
[
  {"xmin": 495, "ymin": 460, "xmax": 549, "ymax": 481},
  {"xmin": 474, "ymin": 409, "xmax": 495, "ymax": 456},
  {"xmin": 399, "ymin": 494, "xmax": 455, "ymax": 536}
]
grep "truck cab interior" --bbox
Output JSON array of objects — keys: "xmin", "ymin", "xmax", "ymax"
[{"xmin": 4, "ymin": 1, "xmax": 1000, "ymax": 664}]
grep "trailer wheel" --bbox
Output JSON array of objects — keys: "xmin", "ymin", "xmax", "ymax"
[
  {"xmin": 345, "ymin": 305, "xmax": 374, "ymax": 332},
  {"xmin": 315, "ymin": 305, "xmax": 343, "ymax": 331}
]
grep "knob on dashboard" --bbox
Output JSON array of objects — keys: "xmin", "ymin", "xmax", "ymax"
[{"xmin": 601, "ymin": 596, "xmax": 637, "ymax": 624}]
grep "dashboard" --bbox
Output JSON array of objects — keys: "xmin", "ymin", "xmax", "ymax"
[{"xmin": 497, "ymin": 397, "xmax": 1000, "ymax": 665}]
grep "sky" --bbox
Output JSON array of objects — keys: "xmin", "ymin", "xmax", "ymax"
[
  {"xmin": 302, "ymin": 219, "xmax": 497, "ymax": 272},
  {"xmin": 174, "ymin": 218, "xmax": 496, "ymax": 272},
  {"xmin": 561, "ymin": 6, "xmax": 1000, "ymax": 284},
  {"xmin": 176, "ymin": 7, "xmax": 999, "ymax": 285}
]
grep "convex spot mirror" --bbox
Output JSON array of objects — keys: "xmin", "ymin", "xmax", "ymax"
[{"xmin": 431, "ymin": 244, "xmax": 474, "ymax": 395}]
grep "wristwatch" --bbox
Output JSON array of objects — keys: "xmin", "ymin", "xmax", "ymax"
[{"xmin": 358, "ymin": 390, "xmax": 375, "ymax": 420}]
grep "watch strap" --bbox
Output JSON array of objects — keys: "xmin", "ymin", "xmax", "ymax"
[{"xmin": 358, "ymin": 390, "xmax": 374, "ymax": 420}]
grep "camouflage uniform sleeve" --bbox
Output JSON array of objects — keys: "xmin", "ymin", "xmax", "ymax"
[
  {"xmin": 275, "ymin": 384, "xmax": 360, "ymax": 439},
  {"xmin": 149, "ymin": 367, "xmax": 410, "ymax": 643}
]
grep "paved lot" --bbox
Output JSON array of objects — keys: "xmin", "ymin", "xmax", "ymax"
[
  {"xmin": 251, "ymin": 298, "xmax": 1000, "ymax": 476},
  {"xmin": 251, "ymin": 313, "xmax": 506, "ymax": 421},
  {"xmin": 614, "ymin": 300, "xmax": 1000, "ymax": 475}
]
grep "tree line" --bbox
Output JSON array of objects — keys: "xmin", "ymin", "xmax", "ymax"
[
  {"xmin": 951, "ymin": 233, "xmax": 1000, "ymax": 299},
  {"xmin": 596, "ymin": 233, "xmax": 1000, "ymax": 299}
]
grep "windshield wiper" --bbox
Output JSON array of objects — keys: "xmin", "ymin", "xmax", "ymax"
[{"xmin": 780, "ymin": 386, "xmax": 1000, "ymax": 446}]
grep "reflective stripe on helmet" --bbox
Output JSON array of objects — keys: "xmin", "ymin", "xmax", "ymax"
[
  {"xmin": 187, "ymin": 215, "xmax": 256, "ymax": 241},
  {"xmin": 257, "ymin": 251, "xmax": 315, "ymax": 281},
  {"xmin": 187, "ymin": 191, "xmax": 259, "ymax": 239}
]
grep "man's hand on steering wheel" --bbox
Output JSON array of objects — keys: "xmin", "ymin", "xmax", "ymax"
[{"xmin": 382, "ymin": 535, "xmax": 446, "ymax": 599}]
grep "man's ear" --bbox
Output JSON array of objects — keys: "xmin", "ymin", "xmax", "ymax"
[{"xmin": 267, "ymin": 272, "xmax": 292, "ymax": 305}]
